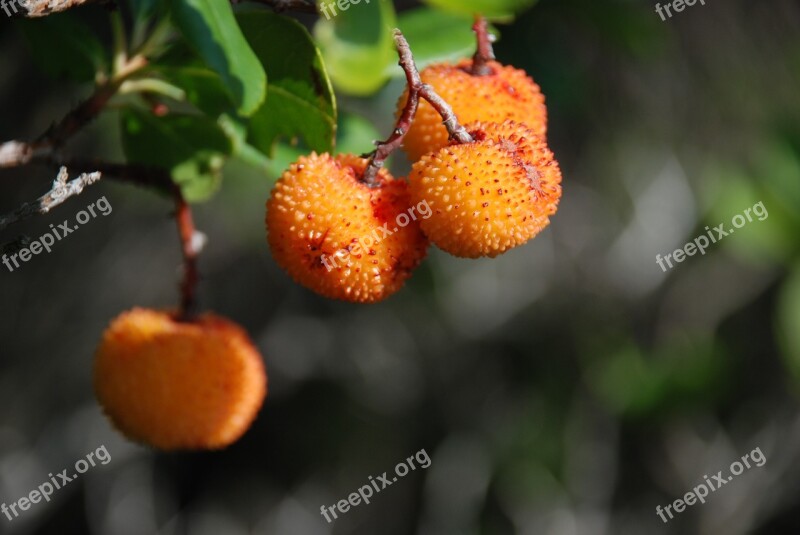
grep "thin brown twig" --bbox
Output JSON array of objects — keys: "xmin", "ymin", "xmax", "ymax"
[
  {"xmin": 35, "ymin": 84, "xmax": 119, "ymax": 150},
  {"xmin": 362, "ymin": 30, "xmax": 473, "ymax": 186},
  {"xmin": 41, "ymin": 55, "xmax": 148, "ymax": 150},
  {"xmin": 61, "ymin": 159, "xmax": 176, "ymax": 196},
  {"xmin": 174, "ymin": 193, "xmax": 203, "ymax": 321},
  {"xmin": 470, "ymin": 16, "xmax": 496, "ymax": 76},
  {"xmin": 0, "ymin": 55, "xmax": 147, "ymax": 169},
  {"xmin": 362, "ymin": 32, "xmax": 423, "ymax": 186},
  {"xmin": 418, "ymin": 82, "xmax": 473, "ymax": 145}
]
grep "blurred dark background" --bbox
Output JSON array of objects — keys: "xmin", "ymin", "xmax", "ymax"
[{"xmin": 2, "ymin": 0, "xmax": 800, "ymax": 533}]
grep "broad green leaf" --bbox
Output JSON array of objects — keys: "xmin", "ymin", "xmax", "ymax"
[
  {"xmin": 121, "ymin": 109, "xmax": 233, "ymax": 202},
  {"xmin": 394, "ymin": 8, "xmax": 498, "ymax": 73},
  {"xmin": 421, "ymin": 0, "xmax": 537, "ymax": 21},
  {"xmin": 158, "ymin": 66, "xmax": 234, "ymax": 117},
  {"xmin": 314, "ymin": 0, "xmax": 396, "ymax": 96},
  {"xmin": 237, "ymin": 9, "xmax": 337, "ymax": 154},
  {"xmin": 169, "ymin": 0, "xmax": 266, "ymax": 116},
  {"xmin": 17, "ymin": 13, "xmax": 106, "ymax": 82},
  {"xmin": 217, "ymin": 113, "xmax": 273, "ymax": 172}
]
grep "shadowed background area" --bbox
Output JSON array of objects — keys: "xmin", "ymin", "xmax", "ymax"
[{"xmin": 1, "ymin": 0, "xmax": 800, "ymax": 533}]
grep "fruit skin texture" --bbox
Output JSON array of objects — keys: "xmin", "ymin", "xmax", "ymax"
[
  {"xmin": 266, "ymin": 152, "xmax": 428, "ymax": 303},
  {"xmin": 397, "ymin": 59, "xmax": 547, "ymax": 162},
  {"xmin": 94, "ymin": 308, "xmax": 267, "ymax": 450},
  {"xmin": 409, "ymin": 120, "xmax": 562, "ymax": 258}
]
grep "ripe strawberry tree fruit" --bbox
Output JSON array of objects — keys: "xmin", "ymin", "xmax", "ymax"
[
  {"xmin": 94, "ymin": 308, "xmax": 267, "ymax": 450},
  {"xmin": 409, "ymin": 120, "xmax": 562, "ymax": 258},
  {"xmin": 266, "ymin": 152, "xmax": 428, "ymax": 303}
]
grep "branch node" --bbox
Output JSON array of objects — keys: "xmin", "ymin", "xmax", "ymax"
[{"xmin": 361, "ymin": 29, "xmax": 473, "ymax": 186}]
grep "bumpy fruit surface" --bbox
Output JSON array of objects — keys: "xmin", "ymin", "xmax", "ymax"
[
  {"xmin": 398, "ymin": 59, "xmax": 547, "ymax": 162},
  {"xmin": 266, "ymin": 152, "xmax": 428, "ymax": 303},
  {"xmin": 409, "ymin": 120, "xmax": 562, "ymax": 258},
  {"xmin": 94, "ymin": 308, "xmax": 267, "ymax": 450}
]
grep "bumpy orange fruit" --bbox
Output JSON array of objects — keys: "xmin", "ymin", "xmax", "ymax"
[
  {"xmin": 94, "ymin": 308, "xmax": 267, "ymax": 450},
  {"xmin": 409, "ymin": 120, "xmax": 562, "ymax": 258},
  {"xmin": 266, "ymin": 152, "xmax": 428, "ymax": 303},
  {"xmin": 398, "ymin": 59, "xmax": 547, "ymax": 162}
]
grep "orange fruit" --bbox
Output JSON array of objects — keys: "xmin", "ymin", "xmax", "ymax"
[
  {"xmin": 94, "ymin": 308, "xmax": 267, "ymax": 450},
  {"xmin": 408, "ymin": 120, "xmax": 562, "ymax": 258},
  {"xmin": 266, "ymin": 152, "xmax": 428, "ymax": 303},
  {"xmin": 398, "ymin": 59, "xmax": 547, "ymax": 162}
]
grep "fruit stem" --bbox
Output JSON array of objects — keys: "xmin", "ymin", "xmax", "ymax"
[
  {"xmin": 362, "ymin": 30, "xmax": 473, "ymax": 186},
  {"xmin": 470, "ymin": 16, "xmax": 496, "ymax": 76},
  {"xmin": 362, "ymin": 31, "xmax": 423, "ymax": 186},
  {"xmin": 174, "ymin": 193, "xmax": 202, "ymax": 321},
  {"xmin": 419, "ymin": 82, "xmax": 474, "ymax": 145}
]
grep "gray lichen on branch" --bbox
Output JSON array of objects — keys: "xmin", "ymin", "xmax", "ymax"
[
  {"xmin": 11, "ymin": 0, "xmax": 103, "ymax": 18},
  {"xmin": 0, "ymin": 166, "xmax": 101, "ymax": 232}
]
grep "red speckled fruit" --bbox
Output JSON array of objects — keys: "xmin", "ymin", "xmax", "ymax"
[
  {"xmin": 408, "ymin": 120, "xmax": 562, "ymax": 258},
  {"xmin": 398, "ymin": 59, "xmax": 547, "ymax": 162},
  {"xmin": 266, "ymin": 152, "xmax": 428, "ymax": 303}
]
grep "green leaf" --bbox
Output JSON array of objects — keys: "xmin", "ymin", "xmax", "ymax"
[
  {"xmin": 17, "ymin": 13, "xmax": 107, "ymax": 82},
  {"xmin": 421, "ymin": 0, "xmax": 537, "ymax": 21},
  {"xmin": 168, "ymin": 0, "xmax": 266, "ymax": 116},
  {"xmin": 394, "ymin": 8, "xmax": 497, "ymax": 73},
  {"xmin": 120, "ymin": 109, "xmax": 233, "ymax": 202},
  {"xmin": 314, "ymin": 0, "xmax": 397, "ymax": 96},
  {"xmin": 236, "ymin": 9, "xmax": 337, "ymax": 155},
  {"xmin": 130, "ymin": 0, "xmax": 161, "ymax": 22},
  {"xmin": 158, "ymin": 66, "xmax": 234, "ymax": 117}
]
